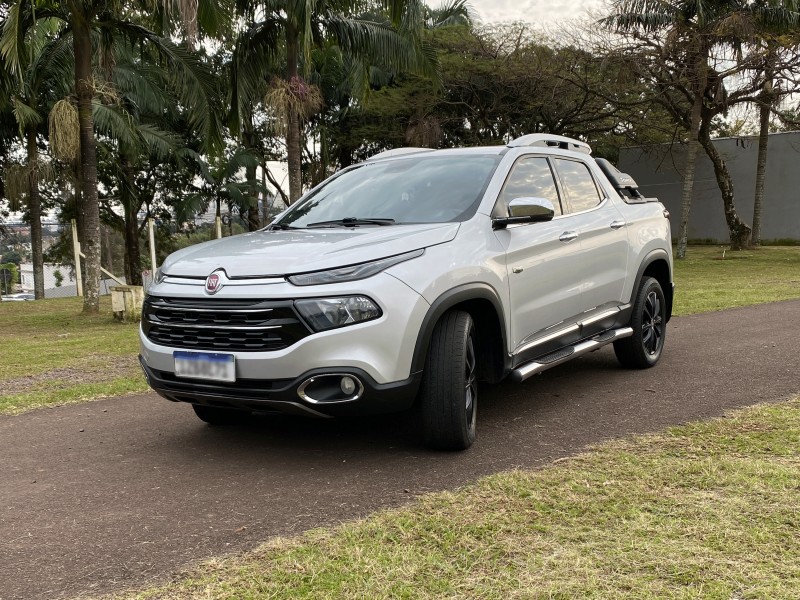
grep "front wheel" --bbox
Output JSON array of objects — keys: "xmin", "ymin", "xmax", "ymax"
[
  {"xmin": 614, "ymin": 276, "xmax": 667, "ymax": 369},
  {"xmin": 419, "ymin": 310, "xmax": 478, "ymax": 450}
]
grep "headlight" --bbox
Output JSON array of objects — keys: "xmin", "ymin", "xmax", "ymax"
[
  {"xmin": 153, "ymin": 266, "xmax": 166, "ymax": 285},
  {"xmin": 295, "ymin": 296, "xmax": 382, "ymax": 332},
  {"xmin": 287, "ymin": 249, "xmax": 424, "ymax": 286}
]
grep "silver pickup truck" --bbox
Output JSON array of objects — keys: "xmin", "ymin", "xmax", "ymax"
[{"xmin": 139, "ymin": 134, "xmax": 673, "ymax": 450}]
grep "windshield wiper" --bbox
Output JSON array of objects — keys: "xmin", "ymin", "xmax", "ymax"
[
  {"xmin": 268, "ymin": 222, "xmax": 299, "ymax": 230},
  {"xmin": 306, "ymin": 217, "xmax": 396, "ymax": 228}
]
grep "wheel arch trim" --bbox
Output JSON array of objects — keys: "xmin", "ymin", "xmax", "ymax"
[
  {"xmin": 632, "ymin": 249, "xmax": 674, "ymax": 321},
  {"xmin": 411, "ymin": 283, "xmax": 510, "ymax": 375}
]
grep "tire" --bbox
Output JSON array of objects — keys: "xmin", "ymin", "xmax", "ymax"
[
  {"xmin": 419, "ymin": 310, "xmax": 478, "ymax": 450},
  {"xmin": 614, "ymin": 276, "xmax": 667, "ymax": 369},
  {"xmin": 192, "ymin": 404, "xmax": 250, "ymax": 426}
]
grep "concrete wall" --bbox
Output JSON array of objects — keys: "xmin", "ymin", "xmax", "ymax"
[{"xmin": 618, "ymin": 131, "xmax": 800, "ymax": 242}]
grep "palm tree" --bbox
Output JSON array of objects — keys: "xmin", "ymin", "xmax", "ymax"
[
  {"xmin": 605, "ymin": 0, "xmax": 800, "ymax": 255},
  {"xmin": 233, "ymin": 0, "xmax": 437, "ymax": 203},
  {"xmin": 604, "ymin": 1, "xmax": 723, "ymax": 258},
  {"xmin": 94, "ymin": 91, "xmax": 180, "ymax": 284},
  {"xmin": 752, "ymin": 41, "xmax": 778, "ymax": 247},
  {"xmin": 175, "ymin": 147, "xmax": 269, "ymax": 230},
  {"xmin": 423, "ymin": 0, "xmax": 471, "ymax": 29},
  {"xmin": 0, "ymin": 16, "xmax": 72, "ymax": 298},
  {"xmin": 92, "ymin": 37, "xmax": 226, "ymax": 285},
  {"xmin": 1, "ymin": 0, "xmax": 224, "ymax": 312},
  {"xmin": 750, "ymin": 6, "xmax": 800, "ymax": 247}
]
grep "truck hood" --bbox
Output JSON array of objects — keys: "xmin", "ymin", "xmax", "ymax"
[{"xmin": 161, "ymin": 223, "xmax": 460, "ymax": 278}]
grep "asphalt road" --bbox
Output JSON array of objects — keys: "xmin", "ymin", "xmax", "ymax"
[{"xmin": 2, "ymin": 300, "xmax": 799, "ymax": 600}]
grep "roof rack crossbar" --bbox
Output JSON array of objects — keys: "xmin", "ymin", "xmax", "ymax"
[
  {"xmin": 366, "ymin": 147, "xmax": 435, "ymax": 161},
  {"xmin": 507, "ymin": 134, "xmax": 592, "ymax": 155}
]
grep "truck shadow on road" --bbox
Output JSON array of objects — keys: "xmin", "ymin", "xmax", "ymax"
[{"xmin": 159, "ymin": 349, "xmax": 643, "ymax": 460}]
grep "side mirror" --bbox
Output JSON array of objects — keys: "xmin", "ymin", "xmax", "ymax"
[
  {"xmin": 493, "ymin": 197, "xmax": 555, "ymax": 229},
  {"xmin": 508, "ymin": 197, "xmax": 555, "ymax": 219}
]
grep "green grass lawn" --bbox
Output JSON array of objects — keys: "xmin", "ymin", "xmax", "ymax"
[
  {"xmin": 672, "ymin": 246, "xmax": 800, "ymax": 316},
  {"xmin": 0, "ymin": 296, "xmax": 147, "ymax": 414},
  {"xmin": 1, "ymin": 246, "xmax": 799, "ymax": 416},
  {"xmin": 116, "ymin": 398, "xmax": 800, "ymax": 600}
]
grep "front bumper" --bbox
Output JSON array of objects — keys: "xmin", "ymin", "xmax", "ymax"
[
  {"xmin": 138, "ymin": 272, "xmax": 431, "ymax": 416},
  {"xmin": 139, "ymin": 272, "xmax": 429, "ymax": 384},
  {"xmin": 140, "ymin": 357, "xmax": 421, "ymax": 417}
]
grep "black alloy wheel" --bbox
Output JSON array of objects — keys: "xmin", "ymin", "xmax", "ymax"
[{"xmin": 614, "ymin": 276, "xmax": 667, "ymax": 369}]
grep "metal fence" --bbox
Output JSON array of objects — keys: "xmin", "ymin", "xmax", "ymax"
[
  {"xmin": 19, "ymin": 263, "xmax": 78, "ymax": 298},
  {"xmin": 17, "ymin": 263, "xmax": 124, "ymax": 298}
]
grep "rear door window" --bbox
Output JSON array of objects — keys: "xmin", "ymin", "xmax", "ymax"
[{"xmin": 553, "ymin": 159, "xmax": 603, "ymax": 213}]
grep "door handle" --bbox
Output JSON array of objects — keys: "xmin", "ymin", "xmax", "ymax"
[
  {"xmin": 610, "ymin": 219, "xmax": 626, "ymax": 229},
  {"xmin": 559, "ymin": 231, "xmax": 578, "ymax": 243}
]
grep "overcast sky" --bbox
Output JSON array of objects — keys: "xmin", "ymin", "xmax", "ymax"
[{"xmin": 464, "ymin": 0, "xmax": 606, "ymax": 25}]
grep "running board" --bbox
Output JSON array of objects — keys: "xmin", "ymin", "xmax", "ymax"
[{"xmin": 511, "ymin": 327, "xmax": 633, "ymax": 383}]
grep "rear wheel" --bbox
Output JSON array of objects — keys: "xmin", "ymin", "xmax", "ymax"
[
  {"xmin": 614, "ymin": 276, "xmax": 666, "ymax": 369},
  {"xmin": 419, "ymin": 310, "xmax": 477, "ymax": 450},
  {"xmin": 192, "ymin": 404, "xmax": 250, "ymax": 425}
]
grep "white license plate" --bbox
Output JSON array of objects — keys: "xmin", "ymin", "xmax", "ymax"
[{"xmin": 174, "ymin": 351, "xmax": 235, "ymax": 382}]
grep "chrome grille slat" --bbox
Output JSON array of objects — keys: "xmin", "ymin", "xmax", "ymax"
[
  {"xmin": 148, "ymin": 306, "xmax": 274, "ymax": 314},
  {"xmin": 144, "ymin": 319, "xmax": 282, "ymax": 331}
]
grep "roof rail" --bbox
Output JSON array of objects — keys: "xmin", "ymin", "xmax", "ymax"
[
  {"xmin": 366, "ymin": 147, "xmax": 435, "ymax": 161},
  {"xmin": 508, "ymin": 134, "xmax": 592, "ymax": 155}
]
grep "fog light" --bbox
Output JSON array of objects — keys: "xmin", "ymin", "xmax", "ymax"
[
  {"xmin": 340, "ymin": 376, "xmax": 357, "ymax": 395},
  {"xmin": 298, "ymin": 374, "xmax": 365, "ymax": 404}
]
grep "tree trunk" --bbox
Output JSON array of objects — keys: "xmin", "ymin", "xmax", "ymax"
[
  {"xmin": 752, "ymin": 48, "xmax": 775, "ymax": 248},
  {"xmin": 243, "ymin": 128, "xmax": 260, "ymax": 231},
  {"xmin": 751, "ymin": 98, "xmax": 770, "ymax": 247},
  {"xmin": 26, "ymin": 127, "xmax": 45, "ymax": 300},
  {"xmin": 261, "ymin": 161, "xmax": 269, "ymax": 224},
  {"xmin": 72, "ymin": 10, "xmax": 101, "ymax": 313},
  {"xmin": 247, "ymin": 202, "xmax": 260, "ymax": 230},
  {"xmin": 675, "ymin": 43, "xmax": 711, "ymax": 260},
  {"xmin": 699, "ymin": 118, "xmax": 751, "ymax": 250},
  {"xmin": 676, "ymin": 92, "xmax": 702, "ymax": 260},
  {"xmin": 121, "ymin": 152, "xmax": 143, "ymax": 286},
  {"xmin": 123, "ymin": 209, "xmax": 142, "ymax": 285},
  {"xmin": 286, "ymin": 28, "xmax": 302, "ymax": 204}
]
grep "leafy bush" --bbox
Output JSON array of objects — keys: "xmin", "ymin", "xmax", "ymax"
[{"xmin": 0, "ymin": 262, "xmax": 19, "ymax": 294}]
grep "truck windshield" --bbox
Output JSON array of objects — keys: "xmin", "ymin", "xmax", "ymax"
[{"xmin": 276, "ymin": 155, "xmax": 501, "ymax": 228}]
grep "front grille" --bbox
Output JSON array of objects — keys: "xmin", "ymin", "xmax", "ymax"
[{"xmin": 142, "ymin": 296, "xmax": 311, "ymax": 352}]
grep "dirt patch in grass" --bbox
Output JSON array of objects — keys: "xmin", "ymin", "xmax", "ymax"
[{"xmin": 1, "ymin": 354, "xmax": 140, "ymax": 396}]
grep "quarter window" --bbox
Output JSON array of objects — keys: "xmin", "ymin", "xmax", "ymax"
[
  {"xmin": 554, "ymin": 159, "xmax": 603, "ymax": 213},
  {"xmin": 499, "ymin": 157, "xmax": 562, "ymax": 216}
]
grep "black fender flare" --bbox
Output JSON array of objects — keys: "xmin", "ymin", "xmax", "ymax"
[
  {"xmin": 632, "ymin": 248, "xmax": 674, "ymax": 321},
  {"xmin": 410, "ymin": 283, "xmax": 510, "ymax": 375}
]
